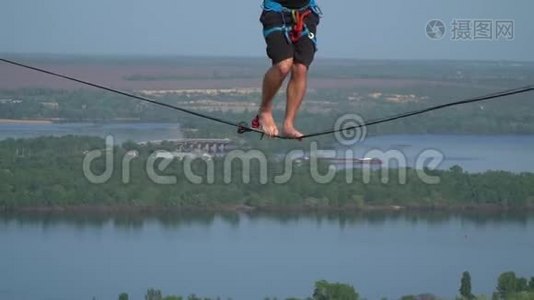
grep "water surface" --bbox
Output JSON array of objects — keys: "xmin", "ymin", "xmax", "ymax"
[
  {"xmin": 1, "ymin": 212, "xmax": 533, "ymax": 300},
  {"xmin": 0, "ymin": 122, "xmax": 183, "ymax": 143},
  {"xmin": 344, "ymin": 134, "xmax": 534, "ymax": 173}
]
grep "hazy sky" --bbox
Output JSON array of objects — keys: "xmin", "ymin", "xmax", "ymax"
[{"xmin": 1, "ymin": 0, "xmax": 533, "ymax": 61}]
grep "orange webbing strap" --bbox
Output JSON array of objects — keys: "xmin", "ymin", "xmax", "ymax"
[{"xmin": 290, "ymin": 9, "xmax": 312, "ymax": 43}]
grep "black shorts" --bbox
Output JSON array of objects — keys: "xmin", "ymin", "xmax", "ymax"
[{"xmin": 260, "ymin": 10, "xmax": 320, "ymax": 67}]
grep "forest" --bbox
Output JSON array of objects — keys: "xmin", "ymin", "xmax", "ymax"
[{"xmin": 1, "ymin": 136, "xmax": 533, "ymax": 211}]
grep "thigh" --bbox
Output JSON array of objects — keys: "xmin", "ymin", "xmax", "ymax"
[
  {"xmin": 265, "ymin": 32, "xmax": 294, "ymax": 65},
  {"xmin": 294, "ymin": 12, "xmax": 320, "ymax": 67},
  {"xmin": 293, "ymin": 37, "xmax": 315, "ymax": 67},
  {"xmin": 260, "ymin": 11, "xmax": 294, "ymax": 64}
]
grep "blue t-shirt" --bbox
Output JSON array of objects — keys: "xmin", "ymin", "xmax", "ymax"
[{"xmin": 274, "ymin": 0, "xmax": 310, "ymax": 9}]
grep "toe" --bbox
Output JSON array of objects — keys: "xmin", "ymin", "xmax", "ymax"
[{"xmin": 283, "ymin": 127, "xmax": 303, "ymax": 139}]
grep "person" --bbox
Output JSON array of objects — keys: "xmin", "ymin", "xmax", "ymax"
[{"xmin": 256, "ymin": 0, "xmax": 321, "ymax": 138}]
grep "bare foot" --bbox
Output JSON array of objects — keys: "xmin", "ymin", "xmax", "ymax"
[
  {"xmin": 282, "ymin": 124, "xmax": 304, "ymax": 139},
  {"xmin": 259, "ymin": 112, "xmax": 279, "ymax": 137}
]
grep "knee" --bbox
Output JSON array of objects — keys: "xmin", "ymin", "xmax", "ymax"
[
  {"xmin": 291, "ymin": 63, "xmax": 308, "ymax": 78},
  {"xmin": 273, "ymin": 59, "xmax": 293, "ymax": 77}
]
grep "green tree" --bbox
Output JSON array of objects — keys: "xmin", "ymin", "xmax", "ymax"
[
  {"xmin": 518, "ymin": 278, "xmax": 529, "ymax": 292},
  {"xmin": 312, "ymin": 280, "xmax": 359, "ymax": 300},
  {"xmin": 460, "ymin": 271, "xmax": 475, "ymax": 299},
  {"xmin": 163, "ymin": 296, "xmax": 183, "ymax": 300},
  {"xmin": 145, "ymin": 288, "xmax": 163, "ymax": 300},
  {"xmin": 118, "ymin": 293, "xmax": 129, "ymax": 300},
  {"xmin": 497, "ymin": 272, "xmax": 519, "ymax": 296}
]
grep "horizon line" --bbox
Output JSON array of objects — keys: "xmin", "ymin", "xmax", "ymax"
[{"xmin": 1, "ymin": 52, "xmax": 533, "ymax": 64}]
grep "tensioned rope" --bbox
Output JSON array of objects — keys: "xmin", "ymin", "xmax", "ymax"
[
  {"xmin": 0, "ymin": 58, "xmax": 265, "ymax": 136},
  {"xmin": 2, "ymin": 57, "xmax": 533, "ymax": 140},
  {"xmin": 301, "ymin": 84, "xmax": 534, "ymax": 139}
]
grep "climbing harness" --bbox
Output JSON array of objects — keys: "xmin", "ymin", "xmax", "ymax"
[{"xmin": 262, "ymin": 0, "xmax": 321, "ymax": 46}]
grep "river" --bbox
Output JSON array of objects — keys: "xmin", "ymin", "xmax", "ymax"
[
  {"xmin": 1, "ymin": 212, "xmax": 533, "ymax": 300},
  {"xmin": 0, "ymin": 122, "xmax": 183, "ymax": 144}
]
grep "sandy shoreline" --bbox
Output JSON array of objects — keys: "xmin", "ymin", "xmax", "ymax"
[
  {"xmin": 0, "ymin": 118, "xmax": 54, "ymax": 124},
  {"xmin": 2, "ymin": 203, "xmax": 531, "ymax": 215}
]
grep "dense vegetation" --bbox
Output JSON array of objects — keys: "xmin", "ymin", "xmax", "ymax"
[
  {"xmin": 113, "ymin": 272, "xmax": 534, "ymax": 300},
  {"xmin": 1, "ymin": 136, "xmax": 533, "ymax": 211}
]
